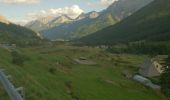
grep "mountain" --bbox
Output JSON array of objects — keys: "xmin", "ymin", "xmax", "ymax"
[
  {"xmin": 0, "ymin": 15, "xmax": 10, "ymax": 24},
  {"xmin": 25, "ymin": 15, "xmax": 74, "ymax": 32},
  {"xmin": 76, "ymin": 11, "xmax": 100, "ymax": 20},
  {"xmin": 106, "ymin": 0, "xmax": 153, "ymax": 19},
  {"xmin": 48, "ymin": 15, "xmax": 73, "ymax": 28},
  {"xmin": 41, "ymin": 11, "xmax": 108, "ymax": 40},
  {"xmin": 0, "ymin": 19, "xmax": 42, "ymax": 46},
  {"xmin": 78, "ymin": 0, "xmax": 170, "ymax": 45},
  {"xmin": 25, "ymin": 16, "xmax": 54, "ymax": 32},
  {"xmin": 41, "ymin": 0, "xmax": 153, "ymax": 40}
]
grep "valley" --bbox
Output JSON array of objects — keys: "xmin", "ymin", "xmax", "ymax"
[
  {"xmin": 25, "ymin": 0, "xmax": 153, "ymax": 40},
  {"xmin": 0, "ymin": 0, "xmax": 170, "ymax": 99},
  {"xmin": 0, "ymin": 43, "xmax": 163, "ymax": 100}
]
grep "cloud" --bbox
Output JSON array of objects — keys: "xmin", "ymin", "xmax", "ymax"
[
  {"xmin": 101, "ymin": 0, "xmax": 118, "ymax": 6},
  {"xmin": 0, "ymin": 0, "xmax": 40, "ymax": 4},
  {"xmin": 11, "ymin": 19, "xmax": 30, "ymax": 25},
  {"xmin": 88, "ymin": 0, "xmax": 118, "ymax": 7},
  {"xmin": 9, "ymin": 5, "xmax": 84, "ymax": 25},
  {"xmin": 27, "ymin": 5, "xmax": 84, "ymax": 20}
]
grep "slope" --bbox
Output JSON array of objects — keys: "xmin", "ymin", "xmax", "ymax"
[
  {"xmin": 0, "ymin": 22, "xmax": 42, "ymax": 46},
  {"xmin": 0, "ymin": 44, "xmax": 163, "ymax": 100},
  {"xmin": 78, "ymin": 0, "xmax": 170, "ymax": 45}
]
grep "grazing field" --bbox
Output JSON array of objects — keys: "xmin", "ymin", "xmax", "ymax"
[{"xmin": 0, "ymin": 44, "xmax": 163, "ymax": 100}]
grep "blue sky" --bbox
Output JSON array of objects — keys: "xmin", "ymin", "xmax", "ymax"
[{"xmin": 0, "ymin": 0, "xmax": 116, "ymax": 24}]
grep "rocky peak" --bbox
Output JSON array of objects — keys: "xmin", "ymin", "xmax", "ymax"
[
  {"xmin": 88, "ymin": 11, "xmax": 100, "ymax": 19},
  {"xmin": 76, "ymin": 11, "xmax": 100, "ymax": 20}
]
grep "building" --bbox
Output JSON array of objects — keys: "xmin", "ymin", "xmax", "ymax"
[
  {"xmin": 133, "ymin": 75, "xmax": 160, "ymax": 90},
  {"xmin": 139, "ymin": 58, "xmax": 163, "ymax": 77}
]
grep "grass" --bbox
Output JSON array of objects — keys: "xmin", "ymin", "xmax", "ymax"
[{"xmin": 0, "ymin": 44, "xmax": 163, "ymax": 100}]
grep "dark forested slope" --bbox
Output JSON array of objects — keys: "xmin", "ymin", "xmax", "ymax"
[{"xmin": 78, "ymin": 0, "xmax": 170, "ymax": 45}]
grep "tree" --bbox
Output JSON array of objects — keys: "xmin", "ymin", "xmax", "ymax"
[{"xmin": 161, "ymin": 55, "xmax": 170, "ymax": 98}]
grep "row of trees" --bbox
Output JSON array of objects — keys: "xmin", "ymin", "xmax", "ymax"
[
  {"xmin": 107, "ymin": 42, "xmax": 170, "ymax": 55},
  {"xmin": 161, "ymin": 55, "xmax": 170, "ymax": 98}
]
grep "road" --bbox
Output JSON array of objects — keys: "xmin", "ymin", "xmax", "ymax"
[{"xmin": 0, "ymin": 69, "xmax": 23, "ymax": 100}]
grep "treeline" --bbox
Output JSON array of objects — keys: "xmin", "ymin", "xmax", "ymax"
[
  {"xmin": 107, "ymin": 42, "xmax": 170, "ymax": 55},
  {"xmin": 0, "ymin": 22, "xmax": 49, "ymax": 47},
  {"xmin": 161, "ymin": 55, "xmax": 170, "ymax": 98}
]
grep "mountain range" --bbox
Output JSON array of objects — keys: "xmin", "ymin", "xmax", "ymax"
[
  {"xmin": 3, "ymin": 0, "xmax": 164, "ymax": 47},
  {"xmin": 25, "ymin": 0, "xmax": 153, "ymax": 40},
  {"xmin": 41, "ymin": 11, "xmax": 107, "ymax": 40},
  {"xmin": 78, "ymin": 0, "xmax": 170, "ymax": 45},
  {"xmin": 25, "ymin": 15, "xmax": 74, "ymax": 32}
]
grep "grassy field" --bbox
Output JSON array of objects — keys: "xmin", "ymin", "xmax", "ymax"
[{"xmin": 0, "ymin": 44, "xmax": 163, "ymax": 100}]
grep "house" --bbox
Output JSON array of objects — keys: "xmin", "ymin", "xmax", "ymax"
[{"xmin": 139, "ymin": 58, "xmax": 163, "ymax": 77}]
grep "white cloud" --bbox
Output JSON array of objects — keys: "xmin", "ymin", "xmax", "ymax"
[
  {"xmin": 9, "ymin": 5, "xmax": 84, "ymax": 25},
  {"xmin": 27, "ymin": 5, "xmax": 84, "ymax": 20},
  {"xmin": 88, "ymin": 0, "xmax": 118, "ymax": 7},
  {"xmin": 11, "ymin": 19, "xmax": 30, "ymax": 25},
  {"xmin": 101, "ymin": 0, "xmax": 118, "ymax": 6},
  {"xmin": 0, "ymin": 0, "xmax": 40, "ymax": 4}
]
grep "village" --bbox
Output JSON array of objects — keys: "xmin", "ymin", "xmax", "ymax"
[{"xmin": 122, "ymin": 56, "xmax": 167, "ymax": 91}]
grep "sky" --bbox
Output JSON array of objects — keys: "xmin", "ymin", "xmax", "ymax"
[{"xmin": 0, "ymin": 0, "xmax": 118, "ymax": 24}]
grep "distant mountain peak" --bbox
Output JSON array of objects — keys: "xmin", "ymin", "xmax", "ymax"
[
  {"xmin": 52, "ymin": 15, "xmax": 73, "ymax": 22},
  {"xmin": 25, "ymin": 14, "xmax": 74, "ymax": 32},
  {"xmin": 76, "ymin": 11, "xmax": 99, "ymax": 20},
  {"xmin": 37, "ymin": 16, "xmax": 54, "ymax": 24},
  {"xmin": 48, "ymin": 15, "xmax": 73, "ymax": 27},
  {"xmin": 88, "ymin": 11, "xmax": 100, "ymax": 19}
]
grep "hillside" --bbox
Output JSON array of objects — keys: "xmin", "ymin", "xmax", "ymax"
[
  {"xmin": 40, "ymin": 0, "xmax": 153, "ymax": 40},
  {"xmin": 106, "ymin": 0, "xmax": 153, "ymax": 19},
  {"xmin": 0, "ymin": 44, "xmax": 163, "ymax": 100},
  {"xmin": 78, "ymin": 0, "xmax": 170, "ymax": 45},
  {"xmin": 0, "ymin": 22, "xmax": 42, "ymax": 46}
]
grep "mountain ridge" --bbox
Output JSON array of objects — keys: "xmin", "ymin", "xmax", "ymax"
[
  {"xmin": 77, "ymin": 0, "xmax": 170, "ymax": 45},
  {"xmin": 0, "ymin": 21, "xmax": 43, "ymax": 46},
  {"xmin": 40, "ymin": 0, "xmax": 153, "ymax": 40}
]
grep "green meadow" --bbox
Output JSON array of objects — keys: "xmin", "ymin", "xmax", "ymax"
[{"xmin": 0, "ymin": 44, "xmax": 163, "ymax": 100}]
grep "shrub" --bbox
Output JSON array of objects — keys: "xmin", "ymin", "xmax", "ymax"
[
  {"xmin": 49, "ymin": 67, "xmax": 57, "ymax": 74},
  {"xmin": 11, "ymin": 51, "xmax": 26, "ymax": 66}
]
